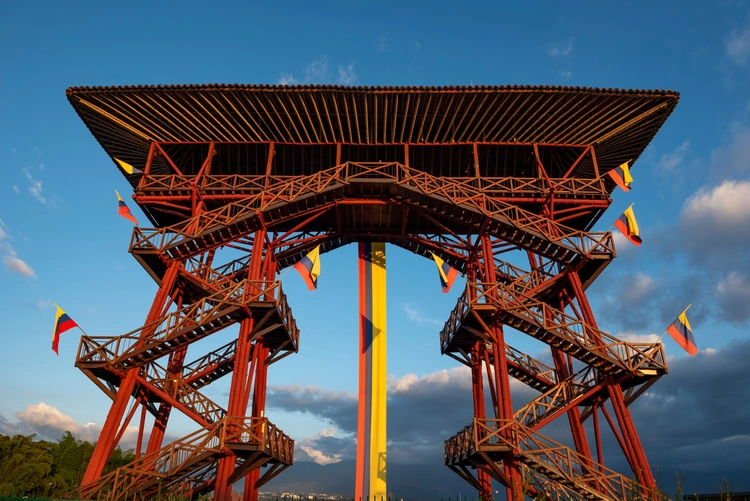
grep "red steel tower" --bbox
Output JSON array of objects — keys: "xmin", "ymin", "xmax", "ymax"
[{"xmin": 66, "ymin": 84, "xmax": 678, "ymax": 501}]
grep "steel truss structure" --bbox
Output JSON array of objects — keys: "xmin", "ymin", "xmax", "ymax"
[{"xmin": 66, "ymin": 84, "xmax": 679, "ymax": 501}]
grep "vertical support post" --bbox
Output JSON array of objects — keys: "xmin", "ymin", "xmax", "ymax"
[
  {"xmin": 355, "ymin": 242, "xmax": 387, "ymax": 501},
  {"xmin": 479, "ymin": 235, "xmax": 521, "ymax": 500},
  {"xmin": 243, "ymin": 341, "xmax": 270, "ymax": 501},
  {"xmin": 466, "ymin": 264, "xmax": 491, "ymax": 500},
  {"xmin": 215, "ymin": 229, "xmax": 268, "ymax": 501},
  {"xmin": 470, "ymin": 342, "xmax": 492, "ymax": 500},
  {"xmin": 134, "ymin": 403, "xmax": 146, "ymax": 461},
  {"xmin": 472, "ymin": 143, "xmax": 480, "ymax": 178},
  {"xmin": 593, "ymin": 402, "xmax": 604, "ymax": 469}
]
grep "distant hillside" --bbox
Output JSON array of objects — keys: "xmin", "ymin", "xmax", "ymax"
[{"xmin": 261, "ymin": 461, "xmax": 750, "ymax": 501}]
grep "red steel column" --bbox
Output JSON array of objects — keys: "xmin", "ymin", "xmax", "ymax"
[
  {"xmin": 480, "ymin": 235, "xmax": 521, "ymax": 500},
  {"xmin": 467, "ymin": 264, "xmax": 492, "ymax": 500},
  {"xmin": 215, "ymin": 230, "xmax": 267, "ymax": 501},
  {"xmin": 244, "ymin": 341, "xmax": 270, "ymax": 501},
  {"xmin": 81, "ymin": 263, "xmax": 182, "ymax": 485},
  {"xmin": 471, "ymin": 342, "xmax": 493, "ymax": 500},
  {"xmin": 568, "ymin": 271, "xmax": 656, "ymax": 488}
]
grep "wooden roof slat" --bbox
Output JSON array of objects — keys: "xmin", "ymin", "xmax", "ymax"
[
  {"xmin": 219, "ymin": 92, "xmax": 266, "ymax": 141},
  {"xmin": 66, "ymin": 83, "xmax": 679, "ymax": 184}
]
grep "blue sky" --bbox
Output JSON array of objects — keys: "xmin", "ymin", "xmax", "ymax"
[{"xmin": 1, "ymin": 0, "xmax": 749, "ymax": 485}]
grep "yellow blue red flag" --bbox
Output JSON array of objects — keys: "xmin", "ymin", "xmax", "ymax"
[
  {"xmin": 52, "ymin": 303, "xmax": 79, "ymax": 355},
  {"xmin": 115, "ymin": 190, "xmax": 139, "ymax": 225},
  {"xmin": 607, "ymin": 161, "xmax": 633, "ymax": 192},
  {"xmin": 666, "ymin": 306, "xmax": 698, "ymax": 356},
  {"xmin": 294, "ymin": 245, "xmax": 321, "ymax": 290},
  {"xmin": 614, "ymin": 205, "xmax": 642, "ymax": 246},
  {"xmin": 114, "ymin": 158, "xmax": 142, "ymax": 175},
  {"xmin": 430, "ymin": 252, "xmax": 458, "ymax": 293}
]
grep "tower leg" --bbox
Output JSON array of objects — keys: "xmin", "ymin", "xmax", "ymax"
[
  {"xmin": 471, "ymin": 342, "xmax": 492, "ymax": 500},
  {"xmin": 81, "ymin": 263, "xmax": 181, "ymax": 486},
  {"xmin": 355, "ymin": 242, "xmax": 387, "ymax": 501},
  {"xmin": 243, "ymin": 341, "xmax": 269, "ymax": 501},
  {"xmin": 215, "ymin": 230, "xmax": 267, "ymax": 501},
  {"xmin": 480, "ymin": 235, "xmax": 521, "ymax": 500},
  {"xmin": 568, "ymin": 271, "xmax": 656, "ymax": 488}
]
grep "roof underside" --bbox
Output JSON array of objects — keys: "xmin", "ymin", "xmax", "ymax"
[{"xmin": 67, "ymin": 84, "xmax": 679, "ymax": 183}]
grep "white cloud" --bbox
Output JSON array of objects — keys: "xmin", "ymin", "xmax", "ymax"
[
  {"xmin": 622, "ymin": 273, "xmax": 657, "ymax": 302},
  {"xmin": 716, "ymin": 272, "xmax": 750, "ymax": 295},
  {"xmin": 1, "ymin": 403, "xmax": 126, "ymax": 446},
  {"xmin": 337, "ymin": 63, "xmax": 357, "ymax": 85},
  {"xmin": 12, "ymin": 185, "xmax": 19, "ymax": 194},
  {"xmin": 725, "ymin": 25, "xmax": 750, "ymax": 66},
  {"xmin": 22, "ymin": 167, "xmax": 46, "ymax": 204},
  {"xmin": 305, "ymin": 56, "xmax": 328, "ymax": 83},
  {"xmin": 278, "ymin": 73, "xmax": 298, "ymax": 85},
  {"xmin": 0, "ymin": 402, "xmax": 155, "ymax": 450},
  {"xmin": 658, "ymin": 140, "xmax": 690, "ymax": 171},
  {"xmin": 376, "ymin": 34, "xmax": 388, "ymax": 52},
  {"xmin": 558, "ymin": 70, "xmax": 572, "ymax": 78},
  {"xmin": 279, "ymin": 56, "xmax": 332, "ymax": 86},
  {"xmin": 388, "ymin": 366, "xmax": 471, "ymax": 394},
  {"xmin": 402, "ymin": 303, "xmax": 442, "ymax": 325},
  {"xmin": 612, "ymin": 230, "xmax": 631, "ymax": 251},
  {"xmin": 36, "ymin": 299, "xmax": 53, "ymax": 310},
  {"xmin": 616, "ymin": 332, "xmax": 661, "ymax": 344},
  {"xmin": 681, "ymin": 180, "xmax": 750, "ymax": 225},
  {"xmin": 4, "ymin": 253, "xmax": 36, "ymax": 277},
  {"xmin": 298, "ymin": 427, "xmax": 345, "ymax": 465},
  {"xmin": 0, "ymin": 220, "xmax": 36, "ymax": 278},
  {"xmin": 548, "ymin": 38, "xmax": 573, "ymax": 57}
]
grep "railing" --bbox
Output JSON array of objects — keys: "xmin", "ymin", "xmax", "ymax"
[
  {"xmin": 500, "ymin": 344, "xmax": 560, "ymax": 388},
  {"xmin": 467, "ymin": 281, "xmax": 667, "ymax": 376},
  {"xmin": 445, "ymin": 419, "xmax": 664, "ymax": 501},
  {"xmin": 141, "ymin": 362, "xmax": 226, "ymax": 423},
  {"xmin": 78, "ymin": 416, "xmax": 293, "ymax": 501},
  {"xmin": 76, "ymin": 280, "xmax": 284, "ymax": 369},
  {"xmin": 180, "ymin": 339, "xmax": 238, "ymax": 387},
  {"xmin": 513, "ymin": 365, "xmax": 599, "ymax": 429},
  {"xmin": 130, "ymin": 162, "xmax": 614, "ymax": 262},
  {"xmin": 136, "ymin": 171, "xmax": 608, "ymax": 201},
  {"xmin": 79, "ymin": 420, "xmax": 224, "ymax": 500},
  {"xmin": 224, "ymin": 417, "xmax": 294, "ymax": 467}
]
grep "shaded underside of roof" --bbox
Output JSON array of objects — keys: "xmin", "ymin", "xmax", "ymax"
[{"xmin": 66, "ymin": 84, "xmax": 679, "ymax": 186}]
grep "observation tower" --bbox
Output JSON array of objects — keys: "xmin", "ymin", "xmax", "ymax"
[{"xmin": 67, "ymin": 83, "xmax": 678, "ymax": 501}]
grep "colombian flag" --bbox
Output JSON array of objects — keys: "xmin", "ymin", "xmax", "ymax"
[
  {"xmin": 116, "ymin": 190, "xmax": 139, "ymax": 225},
  {"xmin": 52, "ymin": 304, "xmax": 78, "ymax": 355},
  {"xmin": 114, "ymin": 158, "xmax": 142, "ymax": 175},
  {"xmin": 607, "ymin": 162, "xmax": 633, "ymax": 192},
  {"xmin": 666, "ymin": 306, "xmax": 698, "ymax": 356},
  {"xmin": 614, "ymin": 206, "xmax": 642, "ymax": 246},
  {"xmin": 430, "ymin": 252, "xmax": 458, "ymax": 293},
  {"xmin": 294, "ymin": 245, "xmax": 321, "ymax": 290}
]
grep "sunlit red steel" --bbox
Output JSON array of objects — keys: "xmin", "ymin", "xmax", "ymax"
[{"xmin": 65, "ymin": 84, "xmax": 679, "ymax": 501}]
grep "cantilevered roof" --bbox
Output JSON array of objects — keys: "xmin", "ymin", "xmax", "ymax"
[{"xmin": 67, "ymin": 84, "xmax": 679, "ymax": 178}]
